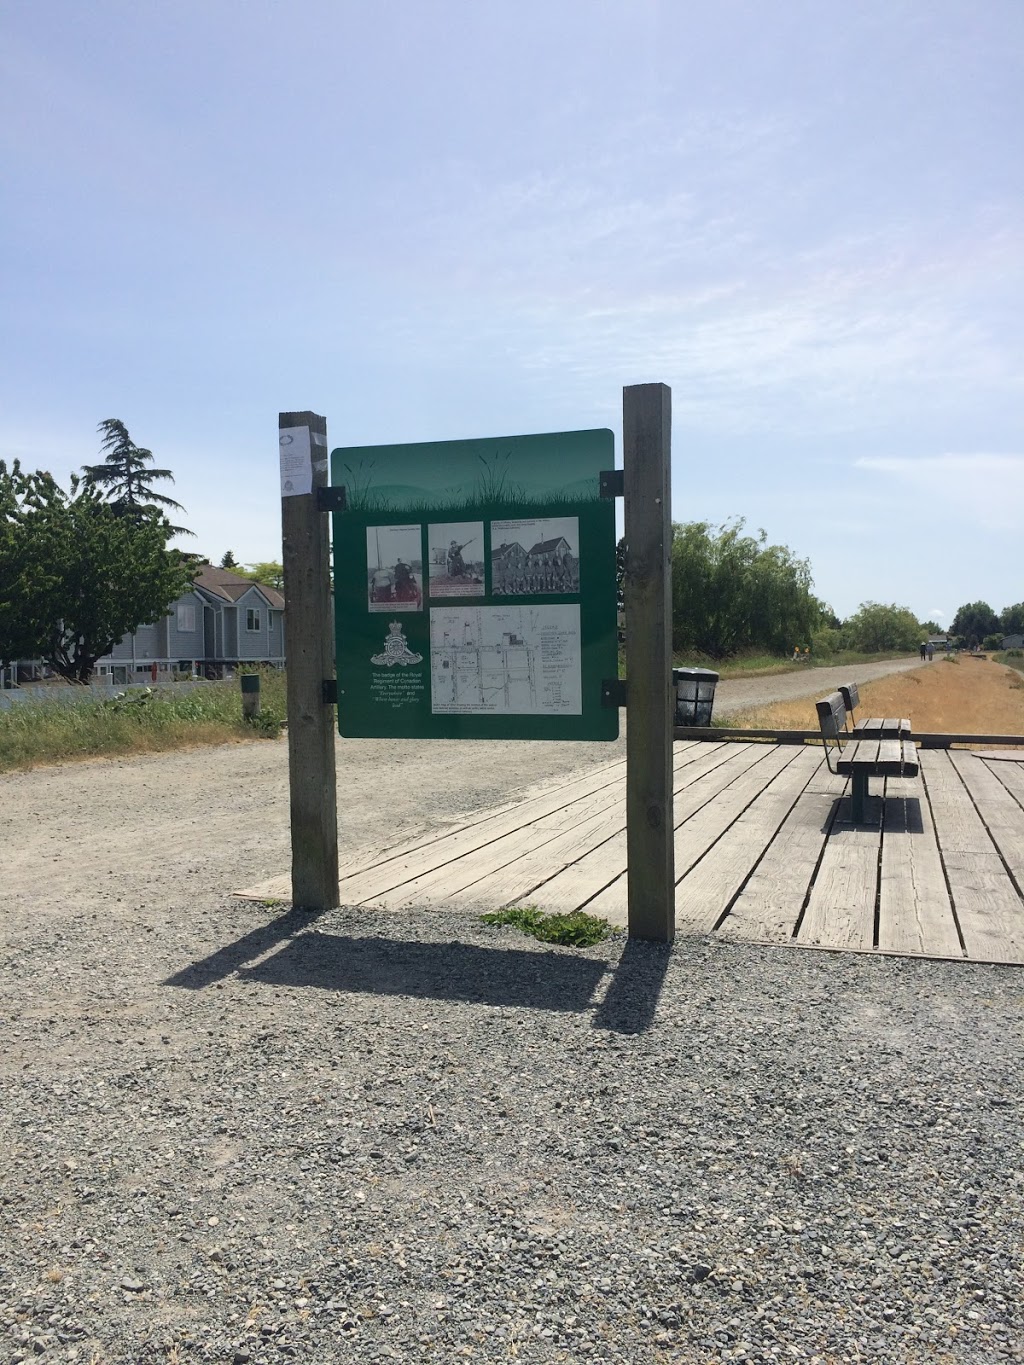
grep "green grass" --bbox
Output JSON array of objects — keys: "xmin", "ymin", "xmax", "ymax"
[
  {"xmin": 0, "ymin": 667, "xmax": 287, "ymax": 772},
  {"xmin": 480, "ymin": 906, "xmax": 618, "ymax": 947}
]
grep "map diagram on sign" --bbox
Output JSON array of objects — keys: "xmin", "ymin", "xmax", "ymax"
[{"xmin": 429, "ymin": 605, "xmax": 581, "ymax": 716}]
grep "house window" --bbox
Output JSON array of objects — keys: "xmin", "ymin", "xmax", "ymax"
[
  {"xmin": 246, "ymin": 608, "xmax": 261, "ymax": 632},
  {"xmin": 177, "ymin": 603, "xmax": 196, "ymax": 632}
]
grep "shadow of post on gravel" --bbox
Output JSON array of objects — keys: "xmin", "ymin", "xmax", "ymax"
[
  {"xmin": 163, "ymin": 905, "xmax": 333, "ymax": 989},
  {"xmin": 165, "ymin": 922, "xmax": 672, "ymax": 1034},
  {"xmin": 591, "ymin": 937, "xmax": 672, "ymax": 1034},
  {"xmin": 234, "ymin": 932, "xmax": 610, "ymax": 1013}
]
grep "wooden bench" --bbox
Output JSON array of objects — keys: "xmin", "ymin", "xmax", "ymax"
[
  {"xmin": 816, "ymin": 691, "xmax": 918, "ymax": 824},
  {"xmin": 837, "ymin": 682, "xmax": 911, "ymax": 739}
]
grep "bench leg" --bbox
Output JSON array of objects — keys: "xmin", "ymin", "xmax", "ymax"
[{"xmin": 850, "ymin": 770, "xmax": 868, "ymax": 824}]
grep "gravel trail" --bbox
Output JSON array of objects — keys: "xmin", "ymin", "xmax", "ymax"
[
  {"xmin": 2, "ymin": 686, "xmax": 1021, "ymax": 1364},
  {"xmin": 712, "ymin": 657, "xmax": 927, "ymax": 717}
]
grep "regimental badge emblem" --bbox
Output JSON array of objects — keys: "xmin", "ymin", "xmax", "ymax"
[{"xmin": 371, "ymin": 620, "xmax": 423, "ymax": 667}]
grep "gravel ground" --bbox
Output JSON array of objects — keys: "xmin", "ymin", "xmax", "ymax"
[
  {"xmin": 3, "ymin": 667, "xmax": 1022, "ymax": 1365},
  {"xmin": 711, "ymin": 658, "xmax": 927, "ymax": 717}
]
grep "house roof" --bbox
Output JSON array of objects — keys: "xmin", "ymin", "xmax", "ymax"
[
  {"xmin": 191, "ymin": 564, "xmax": 285, "ymax": 610},
  {"xmin": 528, "ymin": 537, "xmax": 571, "ymax": 556},
  {"xmin": 491, "ymin": 541, "xmax": 526, "ymax": 561}
]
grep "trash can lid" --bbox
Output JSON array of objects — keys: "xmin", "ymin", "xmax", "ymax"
[{"xmin": 672, "ymin": 667, "xmax": 720, "ymax": 683}]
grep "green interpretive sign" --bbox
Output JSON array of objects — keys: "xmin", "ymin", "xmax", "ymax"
[{"xmin": 330, "ymin": 429, "xmax": 619, "ymax": 741}]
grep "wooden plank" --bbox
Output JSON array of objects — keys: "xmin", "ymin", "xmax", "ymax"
[
  {"xmin": 798, "ymin": 785, "xmax": 882, "ymax": 950},
  {"xmin": 674, "ymin": 746, "xmax": 816, "ymax": 934},
  {"xmin": 920, "ymin": 750, "xmax": 1024, "ymax": 962},
  {"xmin": 986, "ymin": 755, "xmax": 1024, "ymax": 802},
  {"xmin": 949, "ymin": 750, "xmax": 1024, "ymax": 891},
  {"xmin": 721, "ymin": 757, "xmax": 845, "ymax": 943},
  {"xmin": 280, "ymin": 410, "xmax": 339, "ymax": 912},
  {"xmin": 379, "ymin": 780, "xmax": 630, "ymax": 908},
  {"xmin": 334, "ymin": 758, "xmax": 632, "ymax": 903},
  {"xmin": 878, "ymin": 774, "xmax": 961, "ymax": 957},
  {"xmin": 623, "ymin": 381, "xmax": 675, "ymax": 941},
  {"xmin": 509, "ymin": 743, "xmax": 766, "ymax": 915},
  {"xmin": 674, "ymin": 744, "xmax": 800, "ymax": 881}
]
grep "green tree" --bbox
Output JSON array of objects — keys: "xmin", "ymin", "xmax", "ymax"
[
  {"xmin": 670, "ymin": 519, "xmax": 822, "ymax": 657},
  {"xmin": 1000, "ymin": 602, "xmax": 1024, "ymax": 635},
  {"xmin": 241, "ymin": 560, "xmax": 285, "ymax": 591},
  {"xmin": 220, "ymin": 550, "xmax": 239, "ymax": 569},
  {"xmin": 0, "ymin": 460, "xmax": 51, "ymax": 669},
  {"xmin": 920, "ymin": 620, "xmax": 942, "ymax": 634},
  {"xmin": 950, "ymin": 600, "xmax": 999, "ymax": 649},
  {"xmin": 843, "ymin": 602, "xmax": 922, "ymax": 654},
  {"xmin": 82, "ymin": 419, "xmax": 191, "ymax": 535},
  {"xmin": 2, "ymin": 466, "xmax": 195, "ymax": 683}
]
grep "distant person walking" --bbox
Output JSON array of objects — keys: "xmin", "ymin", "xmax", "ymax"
[
  {"xmin": 919, "ymin": 642, "xmax": 927, "ymax": 661},
  {"xmin": 926, "ymin": 642, "xmax": 934, "ymax": 661}
]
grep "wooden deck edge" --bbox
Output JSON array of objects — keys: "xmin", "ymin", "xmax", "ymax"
[
  {"xmin": 717, "ymin": 933, "xmax": 1023, "ymax": 968},
  {"xmin": 675, "ymin": 727, "xmax": 1024, "ymax": 748}
]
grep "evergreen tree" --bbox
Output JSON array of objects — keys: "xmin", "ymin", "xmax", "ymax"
[
  {"xmin": 220, "ymin": 550, "xmax": 239, "ymax": 569},
  {"xmin": 82, "ymin": 419, "xmax": 191, "ymax": 536}
]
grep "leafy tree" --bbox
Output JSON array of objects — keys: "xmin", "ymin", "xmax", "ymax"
[
  {"xmin": 2, "ymin": 466, "xmax": 195, "ymax": 683},
  {"xmin": 670, "ymin": 519, "xmax": 823, "ymax": 657},
  {"xmin": 220, "ymin": 550, "xmax": 239, "ymax": 569},
  {"xmin": 1000, "ymin": 602, "xmax": 1024, "ymax": 635},
  {"xmin": 950, "ymin": 600, "xmax": 999, "ymax": 649},
  {"xmin": 0, "ymin": 460, "xmax": 51, "ymax": 669},
  {"xmin": 82, "ymin": 419, "xmax": 191, "ymax": 536},
  {"xmin": 983, "ymin": 634, "xmax": 1004, "ymax": 651},
  {"xmin": 241, "ymin": 560, "xmax": 285, "ymax": 591},
  {"xmin": 843, "ymin": 602, "xmax": 922, "ymax": 654},
  {"xmin": 920, "ymin": 620, "xmax": 942, "ymax": 634}
]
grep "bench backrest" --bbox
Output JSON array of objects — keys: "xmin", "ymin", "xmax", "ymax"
[
  {"xmin": 838, "ymin": 683, "xmax": 859, "ymax": 723},
  {"xmin": 816, "ymin": 692, "xmax": 849, "ymax": 769}
]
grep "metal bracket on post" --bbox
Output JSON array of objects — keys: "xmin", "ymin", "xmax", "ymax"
[
  {"xmin": 321, "ymin": 679, "xmax": 338, "ymax": 705},
  {"xmin": 602, "ymin": 678, "xmax": 628, "ymax": 708},
  {"xmin": 316, "ymin": 485, "xmax": 347, "ymax": 513},
  {"xmin": 599, "ymin": 469, "xmax": 624, "ymax": 499}
]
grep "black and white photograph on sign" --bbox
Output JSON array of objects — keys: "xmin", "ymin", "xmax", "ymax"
[
  {"xmin": 427, "ymin": 521, "xmax": 485, "ymax": 598},
  {"xmin": 429, "ymin": 605, "xmax": 582, "ymax": 716},
  {"xmin": 366, "ymin": 524, "xmax": 423, "ymax": 612},
  {"xmin": 490, "ymin": 516, "xmax": 580, "ymax": 596}
]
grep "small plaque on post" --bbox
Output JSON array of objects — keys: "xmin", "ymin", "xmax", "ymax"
[{"xmin": 280, "ymin": 426, "xmax": 313, "ymax": 497}]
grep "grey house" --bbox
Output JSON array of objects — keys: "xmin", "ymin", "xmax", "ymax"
[
  {"xmin": 1002, "ymin": 633, "xmax": 1024, "ymax": 651},
  {"xmin": 94, "ymin": 564, "xmax": 285, "ymax": 683}
]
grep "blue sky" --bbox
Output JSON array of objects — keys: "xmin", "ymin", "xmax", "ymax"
[{"xmin": 2, "ymin": 0, "xmax": 1021, "ymax": 622}]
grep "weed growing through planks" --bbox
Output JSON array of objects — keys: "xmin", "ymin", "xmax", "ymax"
[{"xmin": 480, "ymin": 906, "xmax": 618, "ymax": 948}]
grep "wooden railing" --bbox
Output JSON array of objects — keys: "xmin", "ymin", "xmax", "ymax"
[{"xmin": 674, "ymin": 727, "xmax": 1024, "ymax": 748}]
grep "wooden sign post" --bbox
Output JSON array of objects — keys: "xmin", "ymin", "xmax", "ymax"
[
  {"xmin": 623, "ymin": 383, "xmax": 675, "ymax": 941},
  {"xmin": 279, "ymin": 410, "xmax": 339, "ymax": 912}
]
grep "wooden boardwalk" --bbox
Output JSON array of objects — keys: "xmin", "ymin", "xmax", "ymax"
[{"xmin": 239, "ymin": 742, "xmax": 1024, "ymax": 965}]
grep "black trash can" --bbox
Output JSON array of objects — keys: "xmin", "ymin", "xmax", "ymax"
[{"xmin": 673, "ymin": 667, "xmax": 719, "ymax": 727}]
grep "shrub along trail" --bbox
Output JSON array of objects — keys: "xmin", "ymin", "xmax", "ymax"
[{"xmin": 1, "ymin": 703, "xmax": 1022, "ymax": 1362}]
